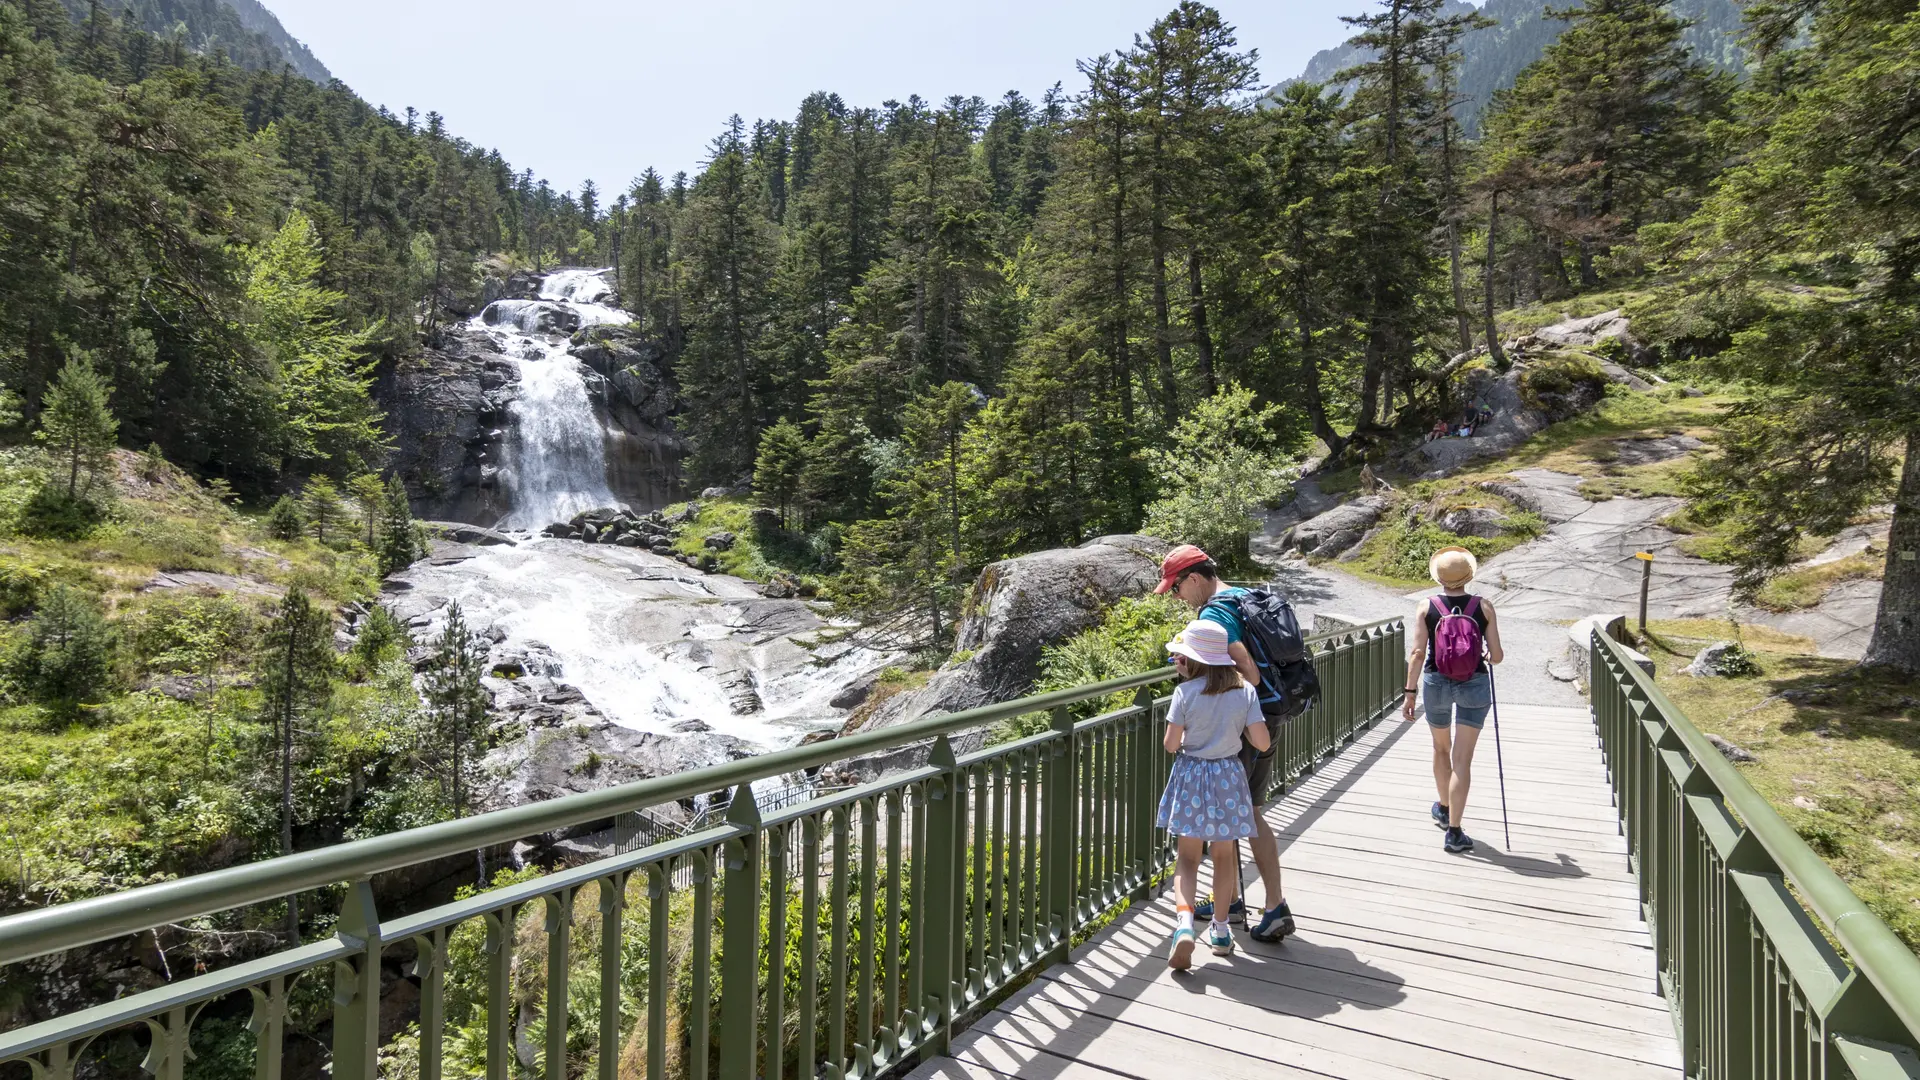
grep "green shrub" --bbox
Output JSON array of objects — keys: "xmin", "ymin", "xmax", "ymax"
[
  {"xmin": 265, "ymin": 495, "xmax": 305, "ymax": 540},
  {"xmin": 18, "ymin": 484, "xmax": 104, "ymax": 539},
  {"xmin": 1520, "ymin": 351, "xmax": 1609, "ymax": 411},
  {"xmin": 8, "ymin": 585, "xmax": 115, "ymax": 718},
  {"xmin": 993, "ymin": 594, "xmax": 1189, "ymax": 743},
  {"xmin": 1141, "ymin": 385, "xmax": 1299, "ymax": 567}
]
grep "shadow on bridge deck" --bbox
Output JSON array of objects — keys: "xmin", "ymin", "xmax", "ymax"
[{"xmin": 911, "ymin": 701, "xmax": 1684, "ymax": 1080}]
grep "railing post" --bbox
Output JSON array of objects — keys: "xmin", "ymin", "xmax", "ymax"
[
  {"xmin": 719, "ymin": 785, "xmax": 763, "ymax": 1080},
  {"xmin": 920, "ymin": 736, "xmax": 961, "ymax": 1056},
  {"xmin": 1042, "ymin": 706, "xmax": 1077, "ymax": 962},
  {"xmin": 330, "ymin": 879, "xmax": 382, "ymax": 1080},
  {"xmin": 1130, "ymin": 686, "xmax": 1157, "ymax": 904}
]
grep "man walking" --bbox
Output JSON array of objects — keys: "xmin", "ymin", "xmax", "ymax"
[{"xmin": 1155, "ymin": 544, "xmax": 1296, "ymax": 942}]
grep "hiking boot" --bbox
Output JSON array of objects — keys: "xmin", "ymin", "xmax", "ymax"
[
  {"xmin": 1431, "ymin": 802, "xmax": 1450, "ymax": 830},
  {"xmin": 1195, "ymin": 895, "xmax": 1246, "ymax": 924},
  {"xmin": 1168, "ymin": 926, "xmax": 1197, "ymax": 970},
  {"xmin": 1249, "ymin": 901, "xmax": 1296, "ymax": 943},
  {"xmin": 1444, "ymin": 827, "xmax": 1475, "ymax": 854},
  {"xmin": 1207, "ymin": 925, "xmax": 1235, "ymax": 956}
]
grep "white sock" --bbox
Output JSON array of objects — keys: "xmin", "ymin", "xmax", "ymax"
[
  {"xmin": 1211, "ymin": 917, "xmax": 1229, "ymax": 935},
  {"xmin": 1177, "ymin": 908, "xmax": 1195, "ymax": 932}
]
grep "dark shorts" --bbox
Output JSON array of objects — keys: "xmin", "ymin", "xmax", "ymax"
[{"xmin": 1239, "ymin": 715, "xmax": 1285, "ymax": 807}]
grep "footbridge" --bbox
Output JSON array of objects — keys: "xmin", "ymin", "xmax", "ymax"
[{"xmin": 2, "ymin": 618, "xmax": 1917, "ymax": 1079}]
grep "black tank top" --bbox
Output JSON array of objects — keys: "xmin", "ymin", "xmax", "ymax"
[{"xmin": 1423, "ymin": 593, "xmax": 1490, "ymax": 673}]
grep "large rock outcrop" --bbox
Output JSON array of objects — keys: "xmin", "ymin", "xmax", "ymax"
[
  {"xmin": 1282, "ymin": 496, "xmax": 1392, "ymax": 559},
  {"xmin": 377, "ymin": 322, "xmax": 519, "ymax": 522},
  {"xmin": 853, "ymin": 535, "xmax": 1170, "ymax": 733},
  {"xmin": 569, "ymin": 325, "xmax": 685, "ymax": 511}
]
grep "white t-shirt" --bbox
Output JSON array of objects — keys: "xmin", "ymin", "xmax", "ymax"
[{"xmin": 1167, "ymin": 679, "xmax": 1263, "ymax": 760}]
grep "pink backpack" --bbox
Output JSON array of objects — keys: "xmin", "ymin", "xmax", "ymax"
[{"xmin": 1430, "ymin": 595, "xmax": 1485, "ymax": 681}]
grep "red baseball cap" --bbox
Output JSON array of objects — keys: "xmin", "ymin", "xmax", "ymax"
[{"xmin": 1155, "ymin": 544, "xmax": 1212, "ymax": 593}]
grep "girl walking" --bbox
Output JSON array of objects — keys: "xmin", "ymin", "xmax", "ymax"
[
  {"xmin": 1157, "ymin": 619, "xmax": 1272, "ymax": 970},
  {"xmin": 1402, "ymin": 547, "xmax": 1505, "ymax": 853}
]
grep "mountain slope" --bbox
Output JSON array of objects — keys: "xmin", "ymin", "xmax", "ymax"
[
  {"xmin": 1270, "ymin": 0, "xmax": 1748, "ymax": 133},
  {"xmin": 59, "ymin": 0, "xmax": 330, "ymax": 81}
]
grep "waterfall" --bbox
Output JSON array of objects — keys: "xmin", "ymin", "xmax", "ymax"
[{"xmin": 473, "ymin": 268, "xmax": 624, "ymax": 529}]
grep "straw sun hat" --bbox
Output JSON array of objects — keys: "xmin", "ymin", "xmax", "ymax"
[{"xmin": 1429, "ymin": 546, "xmax": 1479, "ymax": 589}]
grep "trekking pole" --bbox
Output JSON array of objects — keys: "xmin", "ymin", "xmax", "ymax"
[{"xmin": 1489, "ymin": 663, "xmax": 1513, "ymax": 851}]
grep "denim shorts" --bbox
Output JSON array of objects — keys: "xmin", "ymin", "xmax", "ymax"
[{"xmin": 1422, "ymin": 670, "xmax": 1491, "ymax": 729}]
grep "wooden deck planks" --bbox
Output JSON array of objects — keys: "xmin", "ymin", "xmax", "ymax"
[{"xmin": 908, "ymin": 701, "xmax": 1681, "ymax": 1079}]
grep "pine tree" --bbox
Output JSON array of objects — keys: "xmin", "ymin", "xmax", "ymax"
[
  {"xmin": 346, "ymin": 473, "xmax": 387, "ymax": 548},
  {"xmin": 835, "ymin": 383, "xmax": 981, "ymax": 644},
  {"xmin": 11, "ymin": 585, "xmax": 114, "ymax": 718},
  {"xmin": 36, "ymin": 352, "xmax": 118, "ymax": 500},
  {"xmin": 1129, "ymin": 3, "xmax": 1260, "ymax": 404},
  {"xmin": 753, "ymin": 419, "xmax": 809, "ymax": 528},
  {"xmin": 676, "ymin": 116, "xmax": 778, "ymax": 484},
  {"xmin": 379, "ymin": 474, "xmax": 420, "ymax": 575},
  {"xmin": 422, "ymin": 601, "xmax": 489, "ymax": 874},
  {"xmin": 265, "ymin": 494, "xmax": 305, "ymax": 540},
  {"xmin": 1478, "ymin": 0, "xmax": 1727, "ymax": 286},
  {"xmin": 1663, "ymin": 0, "xmax": 1920, "ymax": 672},
  {"xmin": 1336, "ymin": 0, "xmax": 1449, "ymax": 433},
  {"xmin": 258, "ymin": 586, "xmax": 333, "ymax": 935},
  {"xmin": 245, "ymin": 209, "xmax": 386, "ymax": 474},
  {"xmin": 300, "ymin": 476, "xmax": 342, "ymax": 544}
]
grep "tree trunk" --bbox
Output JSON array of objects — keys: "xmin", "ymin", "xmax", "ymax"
[
  {"xmin": 1150, "ymin": 168, "xmax": 1177, "ymax": 428},
  {"xmin": 1448, "ymin": 220, "xmax": 1474, "ymax": 357},
  {"xmin": 1863, "ymin": 431, "xmax": 1920, "ymax": 674},
  {"xmin": 1484, "ymin": 191, "xmax": 1508, "ymax": 369},
  {"xmin": 1296, "ymin": 322, "xmax": 1344, "ymax": 458},
  {"xmin": 280, "ymin": 632, "xmax": 297, "ymax": 940},
  {"xmin": 1186, "ymin": 251, "xmax": 1217, "ymax": 398}
]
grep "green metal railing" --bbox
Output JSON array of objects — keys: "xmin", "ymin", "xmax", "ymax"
[
  {"xmin": 1591, "ymin": 632, "xmax": 1920, "ymax": 1079},
  {"xmin": 0, "ymin": 617, "xmax": 1405, "ymax": 1080}
]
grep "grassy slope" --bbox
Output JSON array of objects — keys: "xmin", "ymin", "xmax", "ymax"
[
  {"xmin": 1640, "ymin": 620, "xmax": 1919, "ymax": 950},
  {"xmin": 0, "ymin": 448, "xmax": 404, "ymax": 910},
  {"xmin": 662, "ymin": 496, "xmax": 829, "ymax": 590}
]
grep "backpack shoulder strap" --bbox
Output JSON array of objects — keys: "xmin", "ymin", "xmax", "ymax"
[
  {"xmin": 1429, "ymin": 595, "xmax": 1451, "ymax": 619},
  {"xmin": 1463, "ymin": 595, "xmax": 1481, "ymax": 618}
]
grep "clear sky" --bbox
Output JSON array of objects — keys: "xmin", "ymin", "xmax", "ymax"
[{"xmin": 262, "ymin": 1, "xmax": 1372, "ymax": 198}]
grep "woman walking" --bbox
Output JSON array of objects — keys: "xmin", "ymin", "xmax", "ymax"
[
  {"xmin": 1402, "ymin": 547, "xmax": 1504, "ymax": 853},
  {"xmin": 1157, "ymin": 619, "xmax": 1272, "ymax": 970}
]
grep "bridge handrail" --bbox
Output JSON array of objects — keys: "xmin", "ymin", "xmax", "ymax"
[
  {"xmin": 0, "ymin": 616, "xmax": 1407, "ymax": 1080},
  {"xmin": 1591, "ymin": 631, "xmax": 1920, "ymax": 1075}
]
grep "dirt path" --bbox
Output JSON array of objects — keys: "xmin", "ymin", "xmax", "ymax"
[{"xmin": 1259, "ymin": 556, "xmax": 1586, "ymax": 710}]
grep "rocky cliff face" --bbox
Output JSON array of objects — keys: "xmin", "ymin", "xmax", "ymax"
[{"xmin": 377, "ymin": 272, "xmax": 684, "ymax": 524}]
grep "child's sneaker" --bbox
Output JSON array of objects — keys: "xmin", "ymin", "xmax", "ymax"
[
  {"xmin": 1250, "ymin": 900, "xmax": 1296, "ymax": 943},
  {"xmin": 1207, "ymin": 924, "xmax": 1235, "ymax": 956},
  {"xmin": 1444, "ymin": 827, "xmax": 1475, "ymax": 854},
  {"xmin": 1431, "ymin": 802, "xmax": 1450, "ymax": 830},
  {"xmin": 1195, "ymin": 894, "xmax": 1246, "ymax": 924},
  {"xmin": 1168, "ymin": 926, "xmax": 1197, "ymax": 970}
]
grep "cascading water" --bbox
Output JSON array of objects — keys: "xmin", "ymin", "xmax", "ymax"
[
  {"xmin": 399, "ymin": 268, "xmax": 898, "ymax": 757},
  {"xmin": 474, "ymin": 269, "xmax": 623, "ymax": 529}
]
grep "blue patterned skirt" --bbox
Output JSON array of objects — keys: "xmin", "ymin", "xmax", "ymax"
[{"xmin": 1156, "ymin": 754, "xmax": 1257, "ymax": 841}]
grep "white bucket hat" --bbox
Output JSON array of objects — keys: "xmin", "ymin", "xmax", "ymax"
[{"xmin": 1166, "ymin": 619, "xmax": 1235, "ymax": 668}]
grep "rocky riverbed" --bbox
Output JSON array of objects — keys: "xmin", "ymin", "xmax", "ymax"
[{"xmin": 380, "ymin": 535, "xmax": 898, "ymax": 809}]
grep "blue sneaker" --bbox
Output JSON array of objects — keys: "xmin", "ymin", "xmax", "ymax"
[
  {"xmin": 1249, "ymin": 901, "xmax": 1296, "ymax": 943},
  {"xmin": 1168, "ymin": 926, "xmax": 1197, "ymax": 970},
  {"xmin": 1432, "ymin": 802, "xmax": 1450, "ymax": 830},
  {"xmin": 1195, "ymin": 895, "xmax": 1247, "ymax": 924},
  {"xmin": 1206, "ymin": 925, "xmax": 1235, "ymax": 956},
  {"xmin": 1444, "ymin": 827, "xmax": 1475, "ymax": 854}
]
